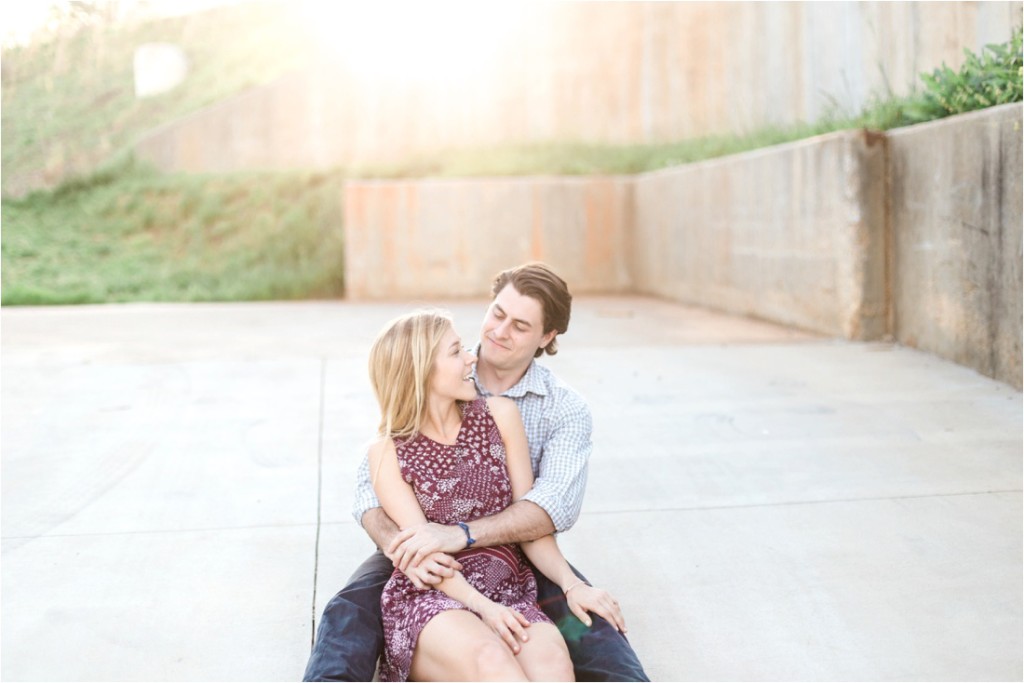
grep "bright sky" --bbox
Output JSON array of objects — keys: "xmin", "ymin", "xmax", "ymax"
[
  {"xmin": 0, "ymin": 2, "xmax": 52, "ymax": 45},
  {"xmin": 300, "ymin": 1, "xmax": 532, "ymax": 86}
]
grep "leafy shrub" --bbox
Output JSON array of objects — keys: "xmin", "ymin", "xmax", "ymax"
[{"xmin": 916, "ymin": 28, "xmax": 1023, "ymax": 119}]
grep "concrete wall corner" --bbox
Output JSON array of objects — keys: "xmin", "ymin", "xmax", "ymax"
[{"xmin": 836, "ymin": 129, "xmax": 890, "ymax": 340}]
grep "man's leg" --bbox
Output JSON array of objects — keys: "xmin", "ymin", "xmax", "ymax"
[
  {"xmin": 533, "ymin": 562, "xmax": 650, "ymax": 682},
  {"xmin": 303, "ymin": 551, "xmax": 394, "ymax": 681}
]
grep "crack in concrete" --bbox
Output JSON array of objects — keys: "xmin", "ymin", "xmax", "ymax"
[{"xmin": 311, "ymin": 357, "xmax": 327, "ymax": 649}]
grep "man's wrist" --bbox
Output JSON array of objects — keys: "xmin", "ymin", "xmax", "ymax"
[{"xmin": 456, "ymin": 521, "xmax": 476, "ymax": 549}]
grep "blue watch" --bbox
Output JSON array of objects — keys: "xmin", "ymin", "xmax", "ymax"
[{"xmin": 456, "ymin": 521, "xmax": 476, "ymax": 548}]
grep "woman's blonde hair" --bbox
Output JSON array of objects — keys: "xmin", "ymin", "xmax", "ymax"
[{"xmin": 368, "ymin": 309, "xmax": 454, "ymax": 439}]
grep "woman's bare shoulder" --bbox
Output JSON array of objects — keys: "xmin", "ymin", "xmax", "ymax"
[
  {"xmin": 485, "ymin": 396, "xmax": 523, "ymax": 430},
  {"xmin": 367, "ymin": 435, "xmax": 396, "ymax": 463}
]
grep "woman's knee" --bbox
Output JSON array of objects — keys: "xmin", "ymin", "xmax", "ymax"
[
  {"xmin": 518, "ymin": 627, "xmax": 574, "ymax": 681},
  {"xmin": 472, "ymin": 639, "xmax": 524, "ymax": 680}
]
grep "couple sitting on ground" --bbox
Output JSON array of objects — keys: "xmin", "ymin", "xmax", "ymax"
[{"xmin": 304, "ymin": 262, "xmax": 649, "ymax": 682}]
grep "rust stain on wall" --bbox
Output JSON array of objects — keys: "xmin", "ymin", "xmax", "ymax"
[
  {"xmin": 584, "ymin": 180, "xmax": 616, "ymax": 277},
  {"xmin": 531, "ymin": 186, "xmax": 546, "ymax": 261}
]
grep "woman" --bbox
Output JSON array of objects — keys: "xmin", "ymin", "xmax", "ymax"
[{"xmin": 367, "ymin": 310, "xmax": 626, "ymax": 682}]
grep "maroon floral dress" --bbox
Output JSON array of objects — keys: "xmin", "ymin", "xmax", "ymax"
[{"xmin": 378, "ymin": 398, "xmax": 552, "ymax": 682}]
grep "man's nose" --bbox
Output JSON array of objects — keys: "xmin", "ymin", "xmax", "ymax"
[{"xmin": 494, "ymin": 318, "xmax": 511, "ymax": 337}]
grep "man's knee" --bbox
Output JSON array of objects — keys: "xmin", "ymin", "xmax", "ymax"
[{"xmin": 303, "ymin": 552, "xmax": 393, "ymax": 681}]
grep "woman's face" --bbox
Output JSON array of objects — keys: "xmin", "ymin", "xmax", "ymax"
[{"xmin": 429, "ymin": 326, "xmax": 478, "ymax": 403}]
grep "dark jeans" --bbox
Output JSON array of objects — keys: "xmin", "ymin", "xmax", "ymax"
[{"xmin": 303, "ymin": 550, "xmax": 649, "ymax": 682}]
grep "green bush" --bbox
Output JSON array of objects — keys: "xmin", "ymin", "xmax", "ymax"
[{"xmin": 920, "ymin": 27, "xmax": 1023, "ymax": 117}]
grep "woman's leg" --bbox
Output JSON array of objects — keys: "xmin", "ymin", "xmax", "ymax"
[
  {"xmin": 514, "ymin": 622, "xmax": 574, "ymax": 682},
  {"xmin": 411, "ymin": 609, "xmax": 528, "ymax": 682}
]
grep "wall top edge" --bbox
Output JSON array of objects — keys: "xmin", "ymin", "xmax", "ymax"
[
  {"xmin": 343, "ymin": 174, "xmax": 635, "ymax": 188},
  {"xmin": 342, "ymin": 104, "xmax": 1022, "ymax": 188},
  {"xmin": 884, "ymin": 101, "xmax": 1023, "ymax": 139}
]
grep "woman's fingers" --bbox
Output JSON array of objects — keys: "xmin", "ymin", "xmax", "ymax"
[
  {"xmin": 567, "ymin": 587, "xmax": 629, "ymax": 633},
  {"xmin": 514, "ymin": 610, "xmax": 531, "ymax": 630},
  {"xmin": 506, "ymin": 609, "xmax": 530, "ymax": 644},
  {"xmin": 568, "ymin": 600, "xmax": 593, "ymax": 628},
  {"xmin": 485, "ymin": 607, "xmax": 531, "ymax": 653},
  {"xmin": 589, "ymin": 599, "xmax": 627, "ymax": 633},
  {"xmin": 496, "ymin": 617, "xmax": 521, "ymax": 653}
]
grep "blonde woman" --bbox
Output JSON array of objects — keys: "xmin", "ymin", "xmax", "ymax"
[{"xmin": 367, "ymin": 310, "xmax": 626, "ymax": 682}]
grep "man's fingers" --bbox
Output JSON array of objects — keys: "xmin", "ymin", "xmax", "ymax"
[
  {"xmin": 396, "ymin": 541, "xmax": 425, "ymax": 571},
  {"xmin": 412, "ymin": 547, "xmax": 432, "ymax": 570},
  {"xmin": 386, "ymin": 528, "xmax": 414, "ymax": 556}
]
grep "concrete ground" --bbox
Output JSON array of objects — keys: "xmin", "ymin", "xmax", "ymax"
[{"xmin": 1, "ymin": 297, "xmax": 1021, "ymax": 681}]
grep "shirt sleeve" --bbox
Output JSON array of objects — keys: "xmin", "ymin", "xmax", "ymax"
[
  {"xmin": 351, "ymin": 449, "xmax": 381, "ymax": 526},
  {"xmin": 520, "ymin": 395, "xmax": 592, "ymax": 533}
]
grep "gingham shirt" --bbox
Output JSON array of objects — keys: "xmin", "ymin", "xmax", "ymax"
[{"xmin": 352, "ymin": 359, "xmax": 592, "ymax": 533}]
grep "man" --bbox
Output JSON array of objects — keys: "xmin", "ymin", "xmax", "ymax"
[{"xmin": 304, "ymin": 262, "xmax": 648, "ymax": 681}]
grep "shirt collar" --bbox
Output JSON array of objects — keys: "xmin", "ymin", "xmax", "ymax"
[{"xmin": 471, "ymin": 343, "xmax": 548, "ymax": 399}]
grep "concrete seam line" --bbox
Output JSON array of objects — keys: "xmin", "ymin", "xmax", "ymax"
[
  {"xmin": 311, "ymin": 356, "xmax": 327, "ymax": 649},
  {"xmin": 579, "ymin": 489, "xmax": 1024, "ymax": 516}
]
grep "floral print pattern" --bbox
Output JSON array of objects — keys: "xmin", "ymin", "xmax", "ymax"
[{"xmin": 378, "ymin": 398, "xmax": 552, "ymax": 682}]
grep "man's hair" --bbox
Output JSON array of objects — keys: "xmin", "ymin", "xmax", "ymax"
[
  {"xmin": 368, "ymin": 309, "xmax": 453, "ymax": 439},
  {"xmin": 491, "ymin": 262, "xmax": 572, "ymax": 357}
]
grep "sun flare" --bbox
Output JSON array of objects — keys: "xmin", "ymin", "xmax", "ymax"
[{"xmin": 298, "ymin": 0, "xmax": 529, "ymax": 87}]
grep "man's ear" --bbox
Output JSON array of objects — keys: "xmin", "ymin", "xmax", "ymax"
[{"xmin": 540, "ymin": 330, "xmax": 557, "ymax": 350}]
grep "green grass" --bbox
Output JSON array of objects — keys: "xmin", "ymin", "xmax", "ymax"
[
  {"xmin": 1, "ymin": 159, "xmax": 345, "ymax": 305},
  {"xmin": 351, "ymin": 122, "xmax": 869, "ymax": 179}
]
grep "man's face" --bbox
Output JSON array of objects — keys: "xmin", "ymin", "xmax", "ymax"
[{"xmin": 478, "ymin": 283, "xmax": 556, "ymax": 373}]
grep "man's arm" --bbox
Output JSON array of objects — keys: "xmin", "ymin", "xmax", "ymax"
[
  {"xmin": 388, "ymin": 392, "xmax": 592, "ymax": 569},
  {"xmin": 360, "ymin": 451, "xmax": 462, "ymax": 588},
  {"xmin": 361, "ymin": 506, "xmax": 401, "ymax": 551}
]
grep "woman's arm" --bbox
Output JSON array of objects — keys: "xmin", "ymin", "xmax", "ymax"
[
  {"xmin": 487, "ymin": 398, "xmax": 627, "ymax": 633},
  {"xmin": 369, "ymin": 437, "xmax": 532, "ymax": 651}
]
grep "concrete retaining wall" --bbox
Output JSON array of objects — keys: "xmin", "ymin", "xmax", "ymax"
[
  {"xmin": 630, "ymin": 130, "xmax": 889, "ymax": 340},
  {"xmin": 133, "ymin": 2, "xmax": 1021, "ymax": 176},
  {"xmin": 344, "ymin": 104, "xmax": 1023, "ymax": 388},
  {"xmin": 889, "ymin": 103, "xmax": 1022, "ymax": 388},
  {"xmin": 343, "ymin": 177, "xmax": 633, "ymax": 299}
]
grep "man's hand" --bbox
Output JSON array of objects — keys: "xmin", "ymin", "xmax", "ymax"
[
  {"xmin": 387, "ymin": 522, "xmax": 466, "ymax": 572},
  {"xmin": 392, "ymin": 551, "xmax": 463, "ymax": 590}
]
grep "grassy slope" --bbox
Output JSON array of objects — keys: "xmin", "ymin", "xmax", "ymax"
[
  {"xmin": 1, "ymin": 1, "xmax": 313, "ymax": 196},
  {"xmin": 1, "ymin": 2, "xmax": 342, "ymax": 306},
  {"xmin": 1, "ymin": 163, "xmax": 345, "ymax": 304}
]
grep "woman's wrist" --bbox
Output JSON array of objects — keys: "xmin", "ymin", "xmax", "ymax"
[{"xmin": 562, "ymin": 578, "xmax": 588, "ymax": 595}]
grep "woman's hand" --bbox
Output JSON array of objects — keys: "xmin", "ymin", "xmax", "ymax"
[
  {"xmin": 565, "ymin": 582, "xmax": 628, "ymax": 633},
  {"xmin": 398, "ymin": 552, "xmax": 463, "ymax": 590},
  {"xmin": 472, "ymin": 599, "xmax": 532, "ymax": 653}
]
